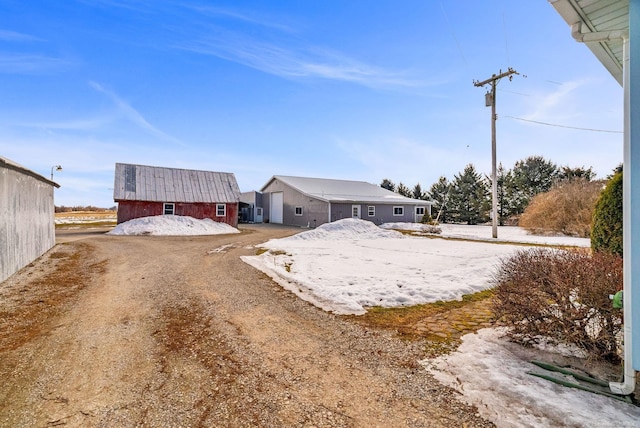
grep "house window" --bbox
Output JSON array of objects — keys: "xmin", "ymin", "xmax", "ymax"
[
  {"xmin": 416, "ymin": 206, "xmax": 425, "ymax": 216},
  {"xmin": 295, "ymin": 206, "xmax": 303, "ymax": 216},
  {"xmin": 216, "ymin": 204, "xmax": 226, "ymax": 217},
  {"xmin": 256, "ymin": 207, "xmax": 263, "ymax": 216},
  {"xmin": 368, "ymin": 206, "xmax": 375, "ymax": 217},
  {"xmin": 393, "ymin": 206, "xmax": 404, "ymax": 216},
  {"xmin": 163, "ymin": 203, "xmax": 175, "ymax": 215}
]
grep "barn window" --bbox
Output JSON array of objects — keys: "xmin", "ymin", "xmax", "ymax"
[
  {"xmin": 163, "ymin": 203, "xmax": 175, "ymax": 215},
  {"xmin": 216, "ymin": 204, "xmax": 226, "ymax": 217},
  {"xmin": 393, "ymin": 206, "xmax": 404, "ymax": 216},
  {"xmin": 295, "ymin": 206, "xmax": 303, "ymax": 216},
  {"xmin": 257, "ymin": 207, "xmax": 263, "ymax": 216},
  {"xmin": 368, "ymin": 206, "xmax": 375, "ymax": 217}
]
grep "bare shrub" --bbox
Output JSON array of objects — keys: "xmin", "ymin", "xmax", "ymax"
[
  {"xmin": 519, "ymin": 179, "xmax": 604, "ymax": 237},
  {"xmin": 492, "ymin": 248, "xmax": 623, "ymax": 362}
]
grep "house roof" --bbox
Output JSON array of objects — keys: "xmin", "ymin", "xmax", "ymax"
[
  {"xmin": 261, "ymin": 175, "xmax": 432, "ymax": 205},
  {"xmin": 549, "ymin": 0, "xmax": 628, "ymax": 85},
  {"xmin": 113, "ymin": 163, "xmax": 240, "ymax": 203},
  {"xmin": 0, "ymin": 156, "xmax": 60, "ymax": 188}
]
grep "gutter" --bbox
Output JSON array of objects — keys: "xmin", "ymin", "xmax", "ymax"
[{"xmin": 571, "ymin": 21, "xmax": 635, "ymax": 397}]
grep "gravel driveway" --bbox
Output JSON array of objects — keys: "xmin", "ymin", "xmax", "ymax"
[{"xmin": 0, "ymin": 224, "xmax": 493, "ymax": 427}]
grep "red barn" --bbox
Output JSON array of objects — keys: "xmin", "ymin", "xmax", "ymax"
[{"xmin": 113, "ymin": 163, "xmax": 241, "ymax": 227}]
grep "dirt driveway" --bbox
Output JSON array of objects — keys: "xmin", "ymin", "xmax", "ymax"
[{"xmin": 0, "ymin": 225, "xmax": 492, "ymax": 427}]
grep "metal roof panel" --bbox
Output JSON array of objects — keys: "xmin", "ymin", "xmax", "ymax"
[{"xmin": 113, "ymin": 163, "xmax": 240, "ymax": 203}]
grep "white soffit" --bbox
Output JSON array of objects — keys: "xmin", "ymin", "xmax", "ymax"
[{"xmin": 550, "ymin": 0, "xmax": 628, "ymax": 85}]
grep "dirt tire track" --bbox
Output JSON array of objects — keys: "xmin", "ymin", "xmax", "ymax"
[{"xmin": 0, "ymin": 225, "xmax": 493, "ymax": 427}]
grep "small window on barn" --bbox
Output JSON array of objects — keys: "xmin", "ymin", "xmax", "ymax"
[
  {"xmin": 295, "ymin": 206, "xmax": 303, "ymax": 216},
  {"xmin": 216, "ymin": 204, "xmax": 226, "ymax": 217},
  {"xmin": 163, "ymin": 203, "xmax": 175, "ymax": 215},
  {"xmin": 393, "ymin": 206, "xmax": 404, "ymax": 216},
  {"xmin": 368, "ymin": 206, "xmax": 375, "ymax": 217},
  {"xmin": 256, "ymin": 207, "xmax": 263, "ymax": 216}
]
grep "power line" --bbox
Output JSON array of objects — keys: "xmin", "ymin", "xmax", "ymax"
[
  {"xmin": 439, "ymin": 1, "xmax": 468, "ymax": 67},
  {"xmin": 501, "ymin": 3, "xmax": 510, "ymax": 64},
  {"xmin": 504, "ymin": 115, "xmax": 623, "ymax": 133}
]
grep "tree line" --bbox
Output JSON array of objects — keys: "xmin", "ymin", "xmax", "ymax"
[{"xmin": 380, "ymin": 155, "xmax": 596, "ymax": 225}]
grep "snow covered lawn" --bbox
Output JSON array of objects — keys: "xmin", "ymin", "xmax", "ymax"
[{"xmin": 242, "ymin": 219, "xmax": 552, "ymax": 315}]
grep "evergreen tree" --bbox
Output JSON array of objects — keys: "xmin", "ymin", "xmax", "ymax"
[
  {"xmin": 428, "ymin": 176, "xmax": 450, "ymax": 222},
  {"xmin": 509, "ymin": 155, "xmax": 559, "ymax": 214},
  {"xmin": 558, "ymin": 165, "xmax": 596, "ymax": 183},
  {"xmin": 591, "ymin": 171, "xmax": 623, "ymax": 256},
  {"xmin": 412, "ymin": 183, "xmax": 424, "ymax": 200},
  {"xmin": 448, "ymin": 164, "xmax": 490, "ymax": 224},
  {"xmin": 496, "ymin": 162, "xmax": 514, "ymax": 225},
  {"xmin": 486, "ymin": 162, "xmax": 513, "ymax": 226},
  {"xmin": 396, "ymin": 182, "xmax": 412, "ymax": 197},
  {"xmin": 380, "ymin": 178, "xmax": 395, "ymax": 192}
]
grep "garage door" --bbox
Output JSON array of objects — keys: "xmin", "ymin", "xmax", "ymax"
[{"xmin": 270, "ymin": 192, "xmax": 283, "ymax": 224}]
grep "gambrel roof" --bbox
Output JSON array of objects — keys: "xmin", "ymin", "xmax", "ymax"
[
  {"xmin": 261, "ymin": 175, "xmax": 432, "ymax": 205},
  {"xmin": 113, "ymin": 163, "xmax": 240, "ymax": 203}
]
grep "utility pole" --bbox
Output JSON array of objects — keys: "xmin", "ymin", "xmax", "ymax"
[{"xmin": 473, "ymin": 67, "xmax": 519, "ymax": 239}]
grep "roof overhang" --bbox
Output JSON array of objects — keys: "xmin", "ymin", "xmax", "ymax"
[
  {"xmin": 549, "ymin": 0, "xmax": 628, "ymax": 86},
  {"xmin": 0, "ymin": 156, "xmax": 60, "ymax": 188}
]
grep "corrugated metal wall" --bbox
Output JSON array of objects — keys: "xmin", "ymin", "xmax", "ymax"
[
  {"xmin": 262, "ymin": 179, "xmax": 330, "ymax": 227},
  {"xmin": 0, "ymin": 167, "xmax": 56, "ymax": 283}
]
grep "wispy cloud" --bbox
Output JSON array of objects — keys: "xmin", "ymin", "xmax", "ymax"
[
  {"xmin": 177, "ymin": 34, "xmax": 427, "ymax": 89},
  {"xmin": 181, "ymin": 5, "xmax": 296, "ymax": 33},
  {"xmin": 89, "ymin": 81, "xmax": 185, "ymax": 146},
  {"xmin": 522, "ymin": 80, "xmax": 586, "ymax": 122},
  {"xmin": 0, "ymin": 29, "xmax": 43, "ymax": 42},
  {"xmin": 15, "ymin": 117, "xmax": 113, "ymax": 132},
  {"xmin": 0, "ymin": 53, "xmax": 70, "ymax": 74}
]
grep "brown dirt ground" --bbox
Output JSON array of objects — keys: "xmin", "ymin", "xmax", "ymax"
[{"xmin": 0, "ymin": 224, "xmax": 494, "ymax": 427}]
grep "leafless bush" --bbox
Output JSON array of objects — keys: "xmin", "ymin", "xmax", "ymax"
[
  {"xmin": 519, "ymin": 179, "xmax": 604, "ymax": 237},
  {"xmin": 492, "ymin": 248, "xmax": 623, "ymax": 362}
]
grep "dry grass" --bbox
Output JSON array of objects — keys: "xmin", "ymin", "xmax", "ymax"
[
  {"xmin": 346, "ymin": 289, "xmax": 494, "ymax": 337},
  {"xmin": 55, "ymin": 210, "xmax": 117, "ymax": 228},
  {"xmin": 520, "ymin": 180, "xmax": 603, "ymax": 237},
  {"xmin": 0, "ymin": 243, "xmax": 106, "ymax": 352}
]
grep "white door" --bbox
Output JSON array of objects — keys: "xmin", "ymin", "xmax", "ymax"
[
  {"xmin": 352, "ymin": 205, "xmax": 361, "ymax": 219},
  {"xmin": 271, "ymin": 192, "xmax": 283, "ymax": 224},
  {"xmin": 415, "ymin": 206, "xmax": 425, "ymax": 222}
]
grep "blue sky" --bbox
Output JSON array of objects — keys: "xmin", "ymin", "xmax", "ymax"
[{"xmin": 0, "ymin": 1, "xmax": 623, "ymax": 207}]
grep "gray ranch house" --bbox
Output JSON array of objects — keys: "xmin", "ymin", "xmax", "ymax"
[{"xmin": 260, "ymin": 175, "xmax": 432, "ymax": 227}]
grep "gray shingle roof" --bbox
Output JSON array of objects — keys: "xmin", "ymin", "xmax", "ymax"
[
  {"xmin": 262, "ymin": 175, "xmax": 432, "ymax": 205},
  {"xmin": 113, "ymin": 163, "xmax": 240, "ymax": 203}
]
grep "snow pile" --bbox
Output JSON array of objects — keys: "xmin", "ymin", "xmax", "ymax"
[
  {"xmin": 287, "ymin": 218, "xmax": 404, "ymax": 241},
  {"xmin": 107, "ymin": 215, "xmax": 239, "ymax": 236},
  {"xmin": 242, "ymin": 218, "xmax": 526, "ymax": 315},
  {"xmin": 422, "ymin": 328, "xmax": 640, "ymax": 427}
]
